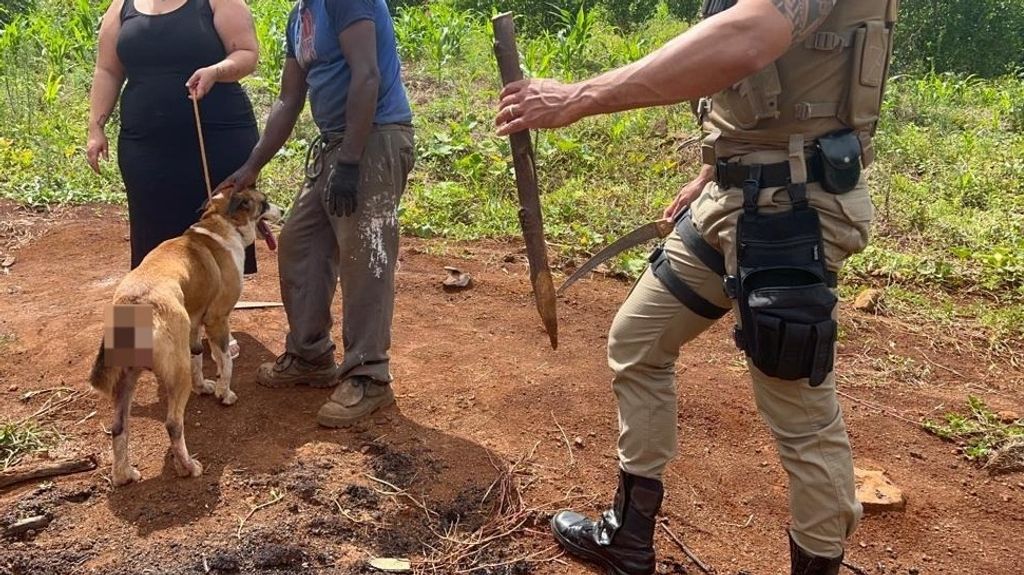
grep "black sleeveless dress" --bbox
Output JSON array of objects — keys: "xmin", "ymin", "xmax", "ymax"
[{"xmin": 116, "ymin": 0, "xmax": 258, "ymax": 272}]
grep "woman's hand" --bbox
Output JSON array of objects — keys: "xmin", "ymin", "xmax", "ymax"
[
  {"xmin": 86, "ymin": 129, "xmax": 109, "ymax": 174},
  {"xmin": 186, "ymin": 65, "xmax": 222, "ymax": 100}
]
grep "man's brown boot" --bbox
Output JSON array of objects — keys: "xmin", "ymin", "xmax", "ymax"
[
  {"xmin": 551, "ymin": 469, "xmax": 663, "ymax": 575},
  {"xmin": 316, "ymin": 375, "xmax": 395, "ymax": 428},
  {"xmin": 256, "ymin": 352, "xmax": 338, "ymax": 389},
  {"xmin": 790, "ymin": 534, "xmax": 843, "ymax": 575}
]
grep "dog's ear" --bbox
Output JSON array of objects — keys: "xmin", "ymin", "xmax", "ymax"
[{"xmin": 227, "ymin": 194, "xmax": 251, "ymax": 216}]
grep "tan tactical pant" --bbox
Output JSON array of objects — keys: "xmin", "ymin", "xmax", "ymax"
[
  {"xmin": 278, "ymin": 125, "xmax": 415, "ymax": 383},
  {"xmin": 610, "ymin": 150, "xmax": 872, "ymax": 558}
]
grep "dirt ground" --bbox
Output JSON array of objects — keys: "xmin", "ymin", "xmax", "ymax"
[{"xmin": 0, "ymin": 202, "xmax": 1021, "ymax": 575}]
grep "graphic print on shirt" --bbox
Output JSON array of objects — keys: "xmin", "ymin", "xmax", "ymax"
[{"xmin": 298, "ymin": 3, "xmax": 317, "ymax": 68}]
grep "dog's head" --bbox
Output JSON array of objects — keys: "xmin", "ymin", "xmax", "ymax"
[{"xmin": 203, "ymin": 186, "xmax": 282, "ymax": 251}]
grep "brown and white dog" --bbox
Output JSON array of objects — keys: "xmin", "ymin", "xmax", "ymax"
[{"xmin": 89, "ymin": 187, "xmax": 281, "ymax": 486}]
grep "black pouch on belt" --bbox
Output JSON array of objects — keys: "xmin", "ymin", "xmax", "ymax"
[
  {"xmin": 725, "ymin": 172, "xmax": 837, "ymax": 386},
  {"xmin": 816, "ymin": 130, "xmax": 862, "ymax": 194}
]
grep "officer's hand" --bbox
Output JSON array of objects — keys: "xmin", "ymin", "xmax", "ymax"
[
  {"xmin": 663, "ymin": 165, "xmax": 715, "ymax": 220},
  {"xmin": 496, "ymin": 79, "xmax": 582, "ymax": 136},
  {"xmin": 325, "ymin": 161, "xmax": 360, "ymax": 217}
]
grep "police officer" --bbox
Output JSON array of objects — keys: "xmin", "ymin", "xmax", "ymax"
[{"xmin": 496, "ymin": 1, "xmax": 896, "ymax": 574}]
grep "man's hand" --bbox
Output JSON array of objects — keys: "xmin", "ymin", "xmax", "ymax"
[
  {"xmin": 663, "ymin": 164, "xmax": 715, "ymax": 220},
  {"xmin": 217, "ymin": 163, "xmax": 259, "ymax": 195},
  {"xmin": 496, "ymin": 79, "xmax": 583, "ymax": 136},
  {"xmin": 325, "ymin": 162, "xmax": 360, "ymax": 217},
  {"xmin": 86, "ymin": 129, "xmax": 109, "ymax": 175},
  {"xmin": 186, "ymin": 65, "xmax": 222, "ymax": 100}
]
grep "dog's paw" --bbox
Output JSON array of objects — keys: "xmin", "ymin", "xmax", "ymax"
[
  {"xmin": 173, "ymin": 456, "xmax": 203, "ymax": 478},
  {"xmin": 113, "ymin": 467, "xmax": 141, "ymax": 486},
  {"xmin": 216, "ymin": 388, "xmax": 238, "ymax": 406},
  {"xmin": 194, "ymin": 379, "xmax": 216, "ymax": 395}
]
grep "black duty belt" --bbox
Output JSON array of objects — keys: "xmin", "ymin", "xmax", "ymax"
[{"xmin": 715, "ymin": 152, "xmax": 824, "ymax": 190}]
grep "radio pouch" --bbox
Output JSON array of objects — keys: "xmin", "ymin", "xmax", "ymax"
[{"xmin": 725, "ymin": 172, "xmax": 837, "ymax": 386}]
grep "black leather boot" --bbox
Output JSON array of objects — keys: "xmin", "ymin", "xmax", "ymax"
[
  {"xmin": 789, "ymin": 533, "xmax": 844, "ymax": 575},
  {"xmin": 551, "ymin": 470, "xmax": 663, "ymax": 575}
]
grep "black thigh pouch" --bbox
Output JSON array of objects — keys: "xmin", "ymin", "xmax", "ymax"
[{"xmin": 725, "ymin": 179, "xmax": 837, "ymax": 386}]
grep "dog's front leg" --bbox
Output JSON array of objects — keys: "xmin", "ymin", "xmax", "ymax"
[{"xmin": 206, "ymin": 321, "xmax": 236, "ymax": 406}]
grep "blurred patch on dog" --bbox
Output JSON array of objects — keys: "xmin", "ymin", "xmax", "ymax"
[{"xmin": 103, "ymin": 304, "xmax": 154, "ymax": 368}]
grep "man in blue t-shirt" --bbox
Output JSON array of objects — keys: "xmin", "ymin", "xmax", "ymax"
[{"xmin": 223, "ymin": 0, "xmax": 414, "ymax": 427}]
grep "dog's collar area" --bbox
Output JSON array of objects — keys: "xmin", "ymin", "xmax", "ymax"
[{"xmin": 189, "ymin": 225, "xmax": 238, "ymax": 251}]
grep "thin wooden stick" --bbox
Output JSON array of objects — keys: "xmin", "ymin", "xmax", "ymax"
[
  {"xmin": 661, "ymin": 523, "xmax": 713, "ymax": 574},
  {"xmin": 0, "ymin": 455, "xmax": 97, "ymax": 490},
  {"xmin": 191, "ymin": 96, "xmax": 214, "ymax": 203},
  {"xmin": 551, "ymin": 411, "xmax": 575, "ymax": 465},
  {"xmin": 236, "ymin": 489, "xmax": 285, "ymax": 538},
  {"xmin": 836, "ymin": 390, "xmax": 923, "ymax": 427},
  {"xmin": 842, "ymin": 560, "xmax": 871, "ymax": 575}
]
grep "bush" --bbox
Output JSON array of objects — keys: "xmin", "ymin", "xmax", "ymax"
[{"xmin": 893, "ymin": 0, "xmax": 1024, "ymax": 77}]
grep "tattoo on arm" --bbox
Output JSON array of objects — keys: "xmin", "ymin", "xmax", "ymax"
[{"xmin": 770, "ymin": 0, "xmax": 837, "ymax": 40}]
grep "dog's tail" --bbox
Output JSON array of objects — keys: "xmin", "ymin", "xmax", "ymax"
[{"xmin": 88, "ymin": 339, "xmax": 120, "ymax": 398}]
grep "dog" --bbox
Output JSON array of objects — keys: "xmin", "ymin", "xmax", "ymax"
[{"xmin": 89, "ymin": 186, "xmax": 281, "ymax": 486}]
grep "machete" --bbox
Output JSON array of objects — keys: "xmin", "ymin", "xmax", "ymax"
[{"xmin": 557, "ymin": 208, "xmax": 688, "ymax": 295}]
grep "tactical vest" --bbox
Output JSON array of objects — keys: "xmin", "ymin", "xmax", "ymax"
[{"xmin": 699, "ymin": 0, "xmax": 899, "ymax": 167}]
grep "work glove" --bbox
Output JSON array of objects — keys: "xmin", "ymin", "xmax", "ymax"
[{"xmin": 325, "ymin": 161, "xmax": 360, "ymax": 217}]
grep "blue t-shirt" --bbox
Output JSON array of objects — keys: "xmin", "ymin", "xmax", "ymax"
[{"xmin": 286, "ymin": 0, "xmax": 412, "ymax": 132}]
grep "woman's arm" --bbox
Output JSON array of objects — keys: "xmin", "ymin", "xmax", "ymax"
[
  {"xmin": 87, "ymin": 0, "xmax": 126, "ymax": 174},
  {"xmin": 186, "ymin": 0, "xmax": 259, "ymax": 99}
]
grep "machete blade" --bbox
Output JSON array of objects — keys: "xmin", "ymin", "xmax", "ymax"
[{"xmin": 557, "ymin": 218, "xmax": 675, "ymax": 295}]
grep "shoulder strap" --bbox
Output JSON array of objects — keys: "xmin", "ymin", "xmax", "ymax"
[{"xmin": 120, "ymin": 0, "xmax": 136, "ymax": 21}]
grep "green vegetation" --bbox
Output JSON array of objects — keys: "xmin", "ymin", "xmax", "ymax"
[
  {"xmin": 0, "ymin": 419, "xmax": 55, "ymax": 470},
  {"xmin": 0, "ymin": 0, "xmax": 1022, "ymax": 350},
  {"xmin": 924, "ymin": 396, "xmax": 1024, "ymax": 472}
]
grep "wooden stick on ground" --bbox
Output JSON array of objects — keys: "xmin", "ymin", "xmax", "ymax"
[
  {"xmin": 3, "ymin": 515, "xmax": 51, "ymax": 538},
  {"xmin": 551, "ymin": 411, "xmax": 575, "ymax": 465},
  {"xmin": 0, "ymin": 454, "xmax": 97, "ymax": 491},
  {"xmin": 491, "ymin": 12, "xmax": 559, "ymax": 350},
  {"xmin": 661, "ymin": 523, "xmax": 713, "ymax": 574}
]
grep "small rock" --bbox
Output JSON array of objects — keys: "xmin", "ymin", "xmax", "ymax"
[
  {"xmin": 573, "ymin": 436, "xmax": 586, "ymax": 449},
  {"xmin": 442, "ymin": 266, "xmax": 472, "ymax": 291},
  {"xmin": 853, "ymin": 288, "xmax": 883, "ymax": 313},
  {"xmin": 909, "ymin": 451, "xmax": 925, "ymax": 460},
  {"xmin": 997, "ymin": 411, "xmax": 1020, "ymax": 424},
  {"xmin": 1, "ymin": 255, "xmax": 15, "ymax": 268},
  {"xmin": 855, "ymin": 468, "xmax": 906, "ymax": 513},
  {"xmin": 7, "ymin": 385, "xmax": 17, "ymax": 392}
]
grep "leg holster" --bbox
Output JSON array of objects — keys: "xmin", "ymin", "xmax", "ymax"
[
  {"xmin": 724, "ymin": 169, "xmax": 837, "ymax": 386},
  {"xmin": 648, "ymin": 210, "xmax": 729, "ymax": 321}
]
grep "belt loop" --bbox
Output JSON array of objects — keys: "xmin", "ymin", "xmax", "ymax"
[
  {"xmin": 742, "ymin": 164, "xmax": 762, "ymax": 214},
  {"xmin": 788, "ymin": 134, "xmax": 807, "ymax": 185}
]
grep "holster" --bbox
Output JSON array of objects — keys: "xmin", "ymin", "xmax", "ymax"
[{"xmin": 725, "ymin": 172, "xmax": 837, "ymax": 386}]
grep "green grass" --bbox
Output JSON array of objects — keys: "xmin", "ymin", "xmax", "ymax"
[
  {"xmin": 0, "ymin": 0, "xmax": 1022, "ymax": 349},
  {"xmin": 924, "ymin": 396, "xmax": 1024, "ymax": 471},
  {"xmin": 0, "ymin": 419, "xmax": 56, "ymax": 470}
]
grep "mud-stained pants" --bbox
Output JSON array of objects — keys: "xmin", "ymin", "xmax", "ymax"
[
  {"xmin": 610, "ymin": 150, "xmax": 873, "ymax": 558},
  {"xmin": 278, "ymin": 124, "xmax": 415, "ymax": 383}
]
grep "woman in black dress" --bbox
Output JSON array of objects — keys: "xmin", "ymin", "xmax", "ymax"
[{"xmin": 86, "ymin": 0, "xmax": 260, "ymax": 274}]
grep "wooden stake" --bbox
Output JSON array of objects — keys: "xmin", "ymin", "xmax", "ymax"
[{"xmin": 491, "ymin": 12, "xmax": 559, "ymax": 350}]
